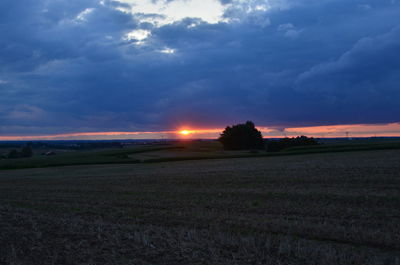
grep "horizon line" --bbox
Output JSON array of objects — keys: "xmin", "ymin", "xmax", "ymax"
[{"xmin": 1, "ymin": 122, "xmax": 400, "ymax": 141}]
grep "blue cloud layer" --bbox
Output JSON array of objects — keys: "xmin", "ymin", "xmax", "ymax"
[{"xmin": 1, "ymin": 0, "xmax": 399, "ymax": 135}]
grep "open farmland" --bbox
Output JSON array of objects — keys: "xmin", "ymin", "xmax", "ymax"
[
  {"xmin": 0, "ymin": 150, "xmax": 400, "ymax": 264},
  {"xmin": 2, "ymin": 139, "xmax": 400, "ymax": 170}
]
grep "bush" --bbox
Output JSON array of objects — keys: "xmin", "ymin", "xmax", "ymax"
[
  {"xmin": 219, "ymin": 121, "xmax": 265, "ymax": 150},
  {"xmin": 21, "ymin": 145, "xmax": 33, "ymax": 157},
  {"xmin": 7, "ymin": 149, "xmax": 21, "ymax": 159},
  {"xmin": 6, "ymin": 145, "xmax": 34, "ymax": 159},
  {"xmin": 266, "ymin": 136, "xmax": 319, "ymax": 152}
]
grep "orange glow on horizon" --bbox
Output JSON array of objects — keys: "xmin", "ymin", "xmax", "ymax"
[
  {"xmin": 0, "ymin": 123, "xmax": 400, "ymax": 141},
  {"xmin": 180, "ymin": 130, "xmax": 191, "ymax": 135}
]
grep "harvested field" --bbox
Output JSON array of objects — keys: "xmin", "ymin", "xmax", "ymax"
[{"xmin": 0, "ymin": 150, "xmax": 400, "ymax": 264}]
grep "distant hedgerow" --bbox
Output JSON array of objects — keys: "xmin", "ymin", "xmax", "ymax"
[{"xmin": 266, "ymin": 136, "xmax": 319, "ymax": 152}]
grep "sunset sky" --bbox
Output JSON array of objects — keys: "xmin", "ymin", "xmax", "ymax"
[{"xmin": 1, "ymin": 0, "xmax": 400, "ymax": 140}]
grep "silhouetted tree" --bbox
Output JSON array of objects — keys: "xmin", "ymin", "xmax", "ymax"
[{"xmin": 219, "ymin": 121, "xmax": 265, "ymax": 150}]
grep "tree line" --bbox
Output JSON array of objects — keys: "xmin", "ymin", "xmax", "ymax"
[
  {"xmin": 2, "ymin": 145, "xmax": 33, "ymax": 159},
  {"xmin": 218, "ymin": 121, "xmax": 319, "ymax": 151}
]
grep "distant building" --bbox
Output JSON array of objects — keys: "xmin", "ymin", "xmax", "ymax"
[{"xmin": 42, "ymin": 151, "xmax": 56, "ymax": 156}]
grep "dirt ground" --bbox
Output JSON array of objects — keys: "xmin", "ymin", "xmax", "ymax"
[{"xmin": 0, "ymin": 150, "xmax": 399, "ymax": 264}]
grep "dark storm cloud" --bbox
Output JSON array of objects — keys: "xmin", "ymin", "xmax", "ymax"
[
  {"xmin": 294, "ymin": 26, "xmax": 400, "ymax": 124},
  {"xmin": 0, "ymin": 0, "xmax": 400, "ymax": 135}
]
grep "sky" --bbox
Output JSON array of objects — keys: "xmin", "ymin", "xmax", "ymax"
[{"xmin": 0, "ymin": 0, "xmax": 400, "ymax": 139}]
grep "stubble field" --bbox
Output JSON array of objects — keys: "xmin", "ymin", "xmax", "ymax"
[{"xmin": 0, "ymin": 150, "xmax": 399, "ymax": 264}]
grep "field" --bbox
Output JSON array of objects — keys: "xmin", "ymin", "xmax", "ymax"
[{"xmin": 0, "ymin": 149, "xmax": 399, "ymax": 264}]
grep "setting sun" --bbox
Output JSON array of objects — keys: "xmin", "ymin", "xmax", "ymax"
[{"xmin": 180, "ymin": 130, "xmax": 191, "ymax": 135}]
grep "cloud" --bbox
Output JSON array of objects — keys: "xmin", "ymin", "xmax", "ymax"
[
  {"xmin": 0, "ymin": 0, "xmax": 400, "ymax": 135},
  {"xmin": 277, "ymin": 23, "xmax": 302, "ymax": 39},
  {"xmin": 294, "ymin": 26, "xmax": 400, "ymax": 123}
]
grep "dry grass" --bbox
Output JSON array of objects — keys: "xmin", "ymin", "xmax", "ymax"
[{"xmin": 0, "ymin": 150, "xmax": 399, "ymax": 264}]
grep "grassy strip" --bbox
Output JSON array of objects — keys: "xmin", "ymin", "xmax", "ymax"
[
  {"xmin": 99, "ymin": 146, "xmax": 184, "ymax": 156},
  {"xmin": 283, "ymin": 142, "xmax": 400, "ymax": 152},
  {"xmin": 143, "ymin": 142, "xmax": 400, "ymax": 163},
  {"xmin": 0, "ymin": 146, "xmax": 180, "ymax": 170},
  {"xmin": 0, "ymin": 159, "xmax": 142, "ymax": 170}
]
